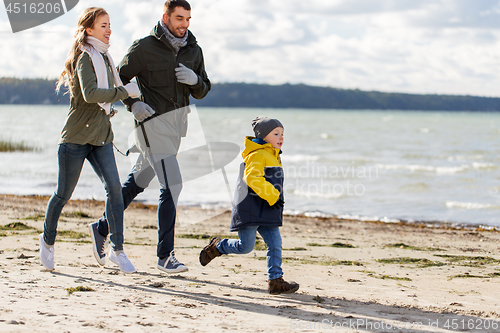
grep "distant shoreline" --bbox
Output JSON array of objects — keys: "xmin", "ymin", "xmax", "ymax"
[{"xmin": 2, "ymin": 78, "xmax": 500, "ymax": 111}]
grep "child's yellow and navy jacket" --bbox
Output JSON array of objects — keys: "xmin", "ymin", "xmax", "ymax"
[{"xmin": 230, "ymin": 136, "xmax": 284, "ymax": 231}]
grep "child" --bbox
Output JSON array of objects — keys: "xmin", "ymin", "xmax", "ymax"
[
  {"xmin": 39, "ymin": 7, "xmax": 140, "ymax": 273},
  {"xmin": 200, "ymin": 116, "xmax": 299, "ymax": 295}
]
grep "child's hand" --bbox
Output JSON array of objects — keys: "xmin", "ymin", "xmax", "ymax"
[{"xmin": 271, "ymin": 198, "xmax": 284, "ymax": 209}]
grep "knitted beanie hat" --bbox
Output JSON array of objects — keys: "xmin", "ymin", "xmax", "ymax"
[{"xmin": 251, "ymin": 116, "xmax": 284, "ymax": 139}]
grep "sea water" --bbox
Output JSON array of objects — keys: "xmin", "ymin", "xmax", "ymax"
[{"xmin": 0, "ymin": 105, "xmax": 499, "ymax": 226}]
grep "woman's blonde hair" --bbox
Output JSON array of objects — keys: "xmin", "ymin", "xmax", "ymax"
[{"xmin": 56, "ymin": 7, "xmax": 108, "ymax": 95}]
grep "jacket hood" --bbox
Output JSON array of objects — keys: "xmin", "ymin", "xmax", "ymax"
[
  {"xmin": 151, "ymin": 21, "xmax": 197, "ymax": 46},
  {"xmin": 242, "ymin": 136, "xmax": 280, "ymax": 159}
]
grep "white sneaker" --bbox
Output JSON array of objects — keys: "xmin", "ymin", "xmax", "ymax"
[
  {"xmin": 109, "ymin": 250, "xmax": 136, "ymax": 274},
  {"xmin": 39, "ymin": 234, "xmax": 55, "ymax": 270}
]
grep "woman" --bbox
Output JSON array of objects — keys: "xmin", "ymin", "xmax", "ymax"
[{"xmin": 39, "ymin": 7, "xmax": 139, "ymax": 273}]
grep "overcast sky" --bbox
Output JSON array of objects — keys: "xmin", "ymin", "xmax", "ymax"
[{"xmin": 1, "ymin": 0, "xmax": 500, "ymax": 96}]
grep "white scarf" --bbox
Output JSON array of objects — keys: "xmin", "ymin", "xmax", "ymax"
[{"xmin": 81, "ymin": 36, "xmax": 123, "ymax": 114}]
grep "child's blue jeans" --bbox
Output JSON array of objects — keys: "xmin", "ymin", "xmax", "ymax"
[{"xmin": 216, "ymin": 226, "xmax": 283, "ymax": 280}]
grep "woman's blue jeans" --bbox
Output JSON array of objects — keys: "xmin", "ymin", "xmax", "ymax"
[
  {"xmin": 216, "ymin": 226, "xmax": 283, "ymax": 280},
  {"xmin": 43, "ymin": 143, "xmax": 124, "ymax": 250}
]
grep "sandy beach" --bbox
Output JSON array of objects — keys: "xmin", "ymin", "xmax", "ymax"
[{"xmin": 0, "ymin": 193, "xmax": 499, "ymax": 332}]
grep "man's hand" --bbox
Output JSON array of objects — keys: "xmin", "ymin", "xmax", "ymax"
[
  {"xmin": 175, "ymin": 63, "xmax": 199, "ymax": 86},
  {"xmin": 131, "ymin": 101, "xmax": 155, "ymax": 122}
]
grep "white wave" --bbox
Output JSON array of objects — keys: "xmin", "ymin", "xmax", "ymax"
[
  {"xmin": 198, "ymin": 202, "xmax": 232, "ymax": 210},
  {"xmin": 304, "ymin": 211, "xmax": 333, "ymax": 218},
  {"xmin": 447, "ymin": 155, "xmax": 484, "ymax": 162},
  {"xmin": 435, "ymin": 166, "xmax": 469, "ymax": 174},
  {"xmin": 377, "ymin": 164, "xmax": 434, "ymax": 172},
  {"xmin": 377, "ymin": 164, "xmax": 469, "ymax": 174},
  {"xmin": 472, "ymin": 162, "xmax": 497, "ymax": 169},
  {"xmin": 282, "ymin": 209, "xmax": 336, "ymax": 218},
  {"xmin": 285, "ymin": 210, "xmax": 401, "ymax": 223},
  {"xmin": 282, "ymin": 154, "xmax": 321, "ymax": 163},
  {"xmin": 446, "ymin": 201, "xmax": 499, "ymax": 210},
  {"xmin": 290, "ymin": 189, "xmax": 345, "ymax": 199},
  {"xmin": 337, "ymin": 214, "xmax": 400, "ymax": 223}
]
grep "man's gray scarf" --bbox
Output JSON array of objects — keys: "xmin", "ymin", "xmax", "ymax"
[{"xmin": 160, "ymin": 20, "xmax": 188, "ymax": 54}]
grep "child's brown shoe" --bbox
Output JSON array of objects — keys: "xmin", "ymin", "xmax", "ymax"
[
  {"xmin": 199, "ymin": 237, "xmax": 222, "ymax": 266},
  {"xmin": 268, "ymin": 277, "xmax": 299, "ymax": 295}
]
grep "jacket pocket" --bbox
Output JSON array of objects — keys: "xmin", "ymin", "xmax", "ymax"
[
  {"xmin": 147, "ymin": 63, "xmax": 170, "ymax": 87},
  {"xmin": 182, "ymin": 60, "xmax": 198, "ymax": 71}
]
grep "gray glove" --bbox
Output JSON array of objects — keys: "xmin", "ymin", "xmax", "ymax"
[
  {"xmin": 175, "ymin": 63, "xmax": 198, "ymax": 86},
  {"xmin": 131, "ymin": 101, "xmax": 155, "ymax": 122}
]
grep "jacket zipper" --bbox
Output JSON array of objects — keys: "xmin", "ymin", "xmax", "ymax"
[
  {"xmin": 157, "ymin": 28, "xmax": 193, "ymax": 109},
  {"xmin": 258, "ymin": 200, "xmax": 265, "ymax": 218},
  {"xmin": 175, "ymin": 46, "xmax": 190, "ymax": 107}
]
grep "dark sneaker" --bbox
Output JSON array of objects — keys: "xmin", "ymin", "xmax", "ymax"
[
  {"xmin": 199, "ymin": 237, "xmax": 222, "ymax": 266},
  {"xmin": 157, "ymin": 251, "xmax": 188, "ymax": 274},
  {"xmin": 89, "ymin": 222, "xmax": 107, "ymax": 266},
  {"xmin": 268, "ymin": 277, "xmax": 299, "ymax": 295}
]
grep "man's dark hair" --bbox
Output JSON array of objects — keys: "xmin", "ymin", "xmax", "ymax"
[{"xmin": 164, "ymin": 0, "xmax": 191, "ymax": 15}]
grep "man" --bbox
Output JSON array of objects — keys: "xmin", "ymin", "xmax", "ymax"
[{"xmin": 88, "ymin": 0, "xmax": 210, "ymax": 274}]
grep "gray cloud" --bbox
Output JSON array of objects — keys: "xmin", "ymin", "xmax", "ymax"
[
  {"xmin": 265, "ymin": 0, "xmax": 431, "ymax": 15},
  {"xmin": 2, "ymin": 0, "xmax": 500, "ymax": 96}
]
